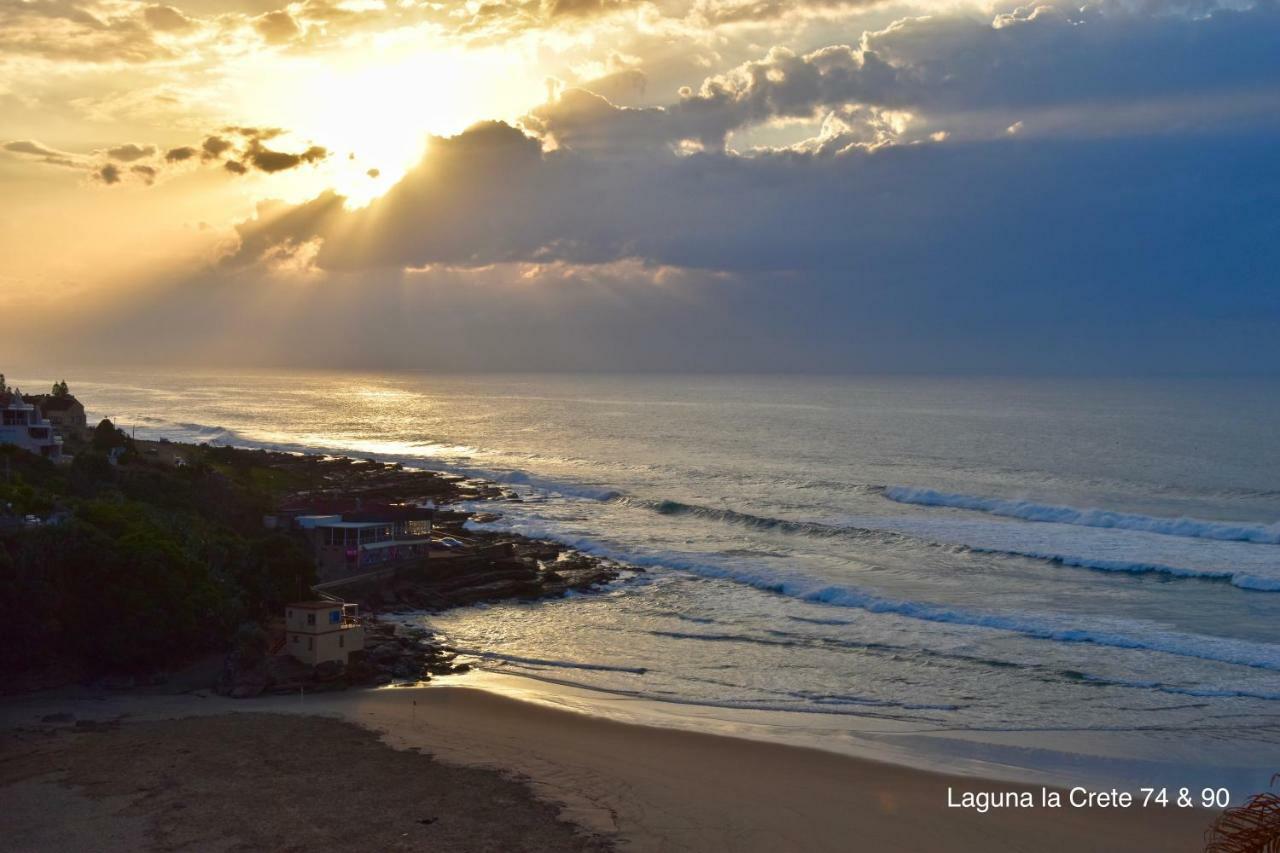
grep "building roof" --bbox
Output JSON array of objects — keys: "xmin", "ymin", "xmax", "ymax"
[
  {"xmin": 343, "ymin": 507, "xmax": 434, "ymax": 523},
  {"xmin": 25, "ymin": 394, "xmax": 83, "ymax": 411},
  {"xmin": 287, "ymin": 601, "xmax": 345, "ymax": 610},
  {"xmin": 281, "ymin": 500, "xmax": 434, "ymax": 521},
  {"xmin": 308, "ymin": 520, "xmax": 391, "ymax": 529}
]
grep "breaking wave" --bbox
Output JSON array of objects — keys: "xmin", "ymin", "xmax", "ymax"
[
  {"xmin": 464, "ymin": 515, "xmax": 1280, "ymax": 673},
  {"xmin": 614, "ymin": 497, "xmax": 894, "ymax": 542},
  {"xmin": 969, "ymin": 549, "xmax": 1280, "ymax": 593},
  {"xmin": 883, "ymin": 486, "xmax": 1280, "ymax": 544},
  {"xmin": 615, "ymin": 496, "xmax": 1280, "ymax": 592}
]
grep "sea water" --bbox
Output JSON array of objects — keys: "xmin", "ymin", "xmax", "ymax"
[{"xmin": 25, "ymin": 369, "xmax": 1280, "ymax": 790}]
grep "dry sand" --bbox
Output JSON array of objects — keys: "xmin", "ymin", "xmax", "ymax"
[
  {"xmin": 1, "ymin": 684, "xmax": 1218, "ymax": 852},
  {"xmin": 1, "ymin": 713, "xmax": 609, "ymax": 853}
]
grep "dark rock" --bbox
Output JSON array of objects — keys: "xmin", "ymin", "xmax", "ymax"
[
  {"xmin": 73, "ymin": 719, "xmax": 116, "ymax": 732},
  {"xmin": 265, "ymin": 654, "xmax": 310, "ymax": 684},
  {"xmin": 314, "ymin": 660, "xmax": 346, "ymax": 682},
  {"xmin": 230, "ymin": 682, "xmax": 265, "ymax": 699},
  {"xmin": 370, "ymin": 643, "xmax": 401, "ymax": 664}
]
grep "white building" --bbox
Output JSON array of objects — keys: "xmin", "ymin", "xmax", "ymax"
[
  {"xmin": 0, "ymin": 389, "xmax": 62, "ymax": 460},
  {"xmin": 285, "ymin": 600, "xmax": 365, "ymax": 666}
]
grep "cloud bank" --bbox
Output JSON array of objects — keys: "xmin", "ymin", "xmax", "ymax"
[{"xmin": 6, "ymin": 0, "xmax": 1280, "ymax": 374}]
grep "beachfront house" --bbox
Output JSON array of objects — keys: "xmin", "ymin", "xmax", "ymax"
[
  {"xmin": 24, "ymin": 393, "xmax": 88, "ymax": 439},
  {"xmin": 285, "ymin": 600, "xmax": 365, "ymax": 666},
  {"xmin": 0, "ymin": 389, "xmax": 63, "ymax": 460},
  {"xmin": 296, "ymin": 505, "xmax": 434, "ymax": 582}
]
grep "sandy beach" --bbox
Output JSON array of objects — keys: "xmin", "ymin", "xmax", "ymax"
[{"xmin": 1, "ymin": 682, "xmax": 1216, "ymax": 852}]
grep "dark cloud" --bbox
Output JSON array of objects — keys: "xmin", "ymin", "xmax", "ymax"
[
  {"xmin": 4, "ymin": 139, "xmax": 63, "ymax": 157},
  {"xmin": 119, "ymin": 120, "xmax": 1271, "ymax": 374},
  {"xmin": 105, "ymin": 142, "xmax": 156, "ymax": 161},
  {"xmin": 254, "ymin": 8, "xmax": 300, "ymax": 43},
  {"xmin": 130, "ymin": 163, "xmax": 157, "ymax": 184},
  {"xmin": 9, "ymin": 127, "xmax": 330, "ymax": 184},
  {"xmin": 201, "ymin": 135, "xmax": 233, "ymax": 159},
  {"xmin": 223, "ymin": 126, "xmax": 285, "ymax": 140},
  {"xmin": 142, "ymin": 3, "xmax": 192, "ymax": 30},
  {"xmin": 541, "ymin": 0, "xmax": 628, "ymax": 18},
  {"xmin": 697, "ymin": 0, "xmax": 879, "ymax": 26},
  {"xmin": 3, "ymin": 138, "xmax": 85, "ymax": 169},
  {"xmin": 217, "ymin": 1, "xmax": 1280, "ymax": 375},
  {"xmin": 244, "ymin": 140, "xmax": 328, "ymax": 172},
  {"xmin": 660, "ymin": 2, "xmax": 1280, "ymax": 148}
]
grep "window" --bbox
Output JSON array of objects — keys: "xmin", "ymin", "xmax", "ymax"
[
  {"xmin": 329, "ymin": 610, "xmax": 340, "ymax": 625},
  {"xmin": 338, "ymin": 635, "xmax": 345, "ymax": 648},
  {"xmin": 306, "ymin": 613, "xmax": 316, "ymax": 626}
]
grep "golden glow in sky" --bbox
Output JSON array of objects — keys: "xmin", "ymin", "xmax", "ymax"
[{"xmin": 230, "ymin": 40, "xmax": 548, "ymax": 204}]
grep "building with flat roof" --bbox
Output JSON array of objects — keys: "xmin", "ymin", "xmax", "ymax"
[
  {"xmin": 0, "ymin": 390, "xmax": 63, "ymax": 460},
  {"xmin": 285, "ymin": 600, "xmax": 364, "ymax": 666},
  {"xmin": 295, "ymin": 505, "xmax": 433, "ymax": 582}
]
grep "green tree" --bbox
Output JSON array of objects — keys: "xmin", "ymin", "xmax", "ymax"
[
  {"xmin": 52, "ymin": 380, "xmax": 70, "ymax": 397},
  {"xmin": 92, "ymin": 418, "xmax": 131, "ymax": 452}
]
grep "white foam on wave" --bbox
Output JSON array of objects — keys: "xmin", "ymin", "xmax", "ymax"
[
  {"xmin": 843, "ymin": 513, "xmax": 1280, "ymax": 592},
  {"xmin": 884, "ymin": 486, "xmax": 1280, "ymax": 544},
  {"xmin": 970, "ymin": 549, "xmax": 1280, "ymax": 592},
  {"xmin": 465, "ymin": 515, "xmax": 1280, "ymax": 673},
  {"xmin": 618, "ymin": 495, "xmax": 1280, "ymax": 592}
]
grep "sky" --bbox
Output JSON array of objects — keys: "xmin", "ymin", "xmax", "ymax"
[{"xmin": 1, "ymin": 0, "xmax": 1278, "ymax": 374}]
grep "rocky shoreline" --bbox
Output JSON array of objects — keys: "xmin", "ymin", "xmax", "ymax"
[{"xmin": 212, "ymin": 451, "xmax": 634, "ymax": 698}]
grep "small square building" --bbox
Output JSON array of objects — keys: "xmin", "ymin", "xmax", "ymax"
[{"xmin": 285, "ymin": 600, "xmax": 365, "ymax": 666}]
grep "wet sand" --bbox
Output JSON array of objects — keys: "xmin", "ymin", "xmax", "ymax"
[{"xmin": 1, "ymin": 684, "xmax": 1216, "ymax": 852}]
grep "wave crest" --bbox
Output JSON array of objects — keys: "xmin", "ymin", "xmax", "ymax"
[{"xmin": 883, "ymin": 486, "xmax": 1280, "ymax": 544}]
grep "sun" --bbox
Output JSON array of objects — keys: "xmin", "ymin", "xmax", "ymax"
[{"xmin": 226, "ymin": 36, "xmax": 548, "ymax": 207}]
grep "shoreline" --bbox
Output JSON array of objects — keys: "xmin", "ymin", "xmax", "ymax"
[
  {"xmin": 0, "ymin": 682, "xmax": 1217, "ymax": 852},
  {"xmin": 8, "ymin": 429, "xmax": 1273, "ymax": 803},
  {"xmin": 16, "ymin": 430, "xmax": 1268, "ymax": 796}
]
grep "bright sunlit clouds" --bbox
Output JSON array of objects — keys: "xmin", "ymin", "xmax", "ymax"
[
  {"xmin": 2, "ymin": 0, "xmax": 1279, "ymax": 374},
  {"xmin": 223, "ymin": 37, "xmax": 548, "ymax": 205}
]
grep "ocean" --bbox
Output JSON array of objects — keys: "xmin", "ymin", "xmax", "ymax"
[{"xmin": 24, "ymin": 369, "xmax": 1280, "ymax": 791}]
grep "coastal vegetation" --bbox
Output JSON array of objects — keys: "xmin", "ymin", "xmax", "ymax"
[
  {"xmin": 1, "ymin": 412, "xmax": 624, "ymax": 688},
  {"xmin": 0, "ymin": 427, "xmax": 315, "ymax": 677}
]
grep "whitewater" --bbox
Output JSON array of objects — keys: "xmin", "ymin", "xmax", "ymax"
[{"xmin": 21, "ymin": 368, "xmax": 1280, "ymax": 790}]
